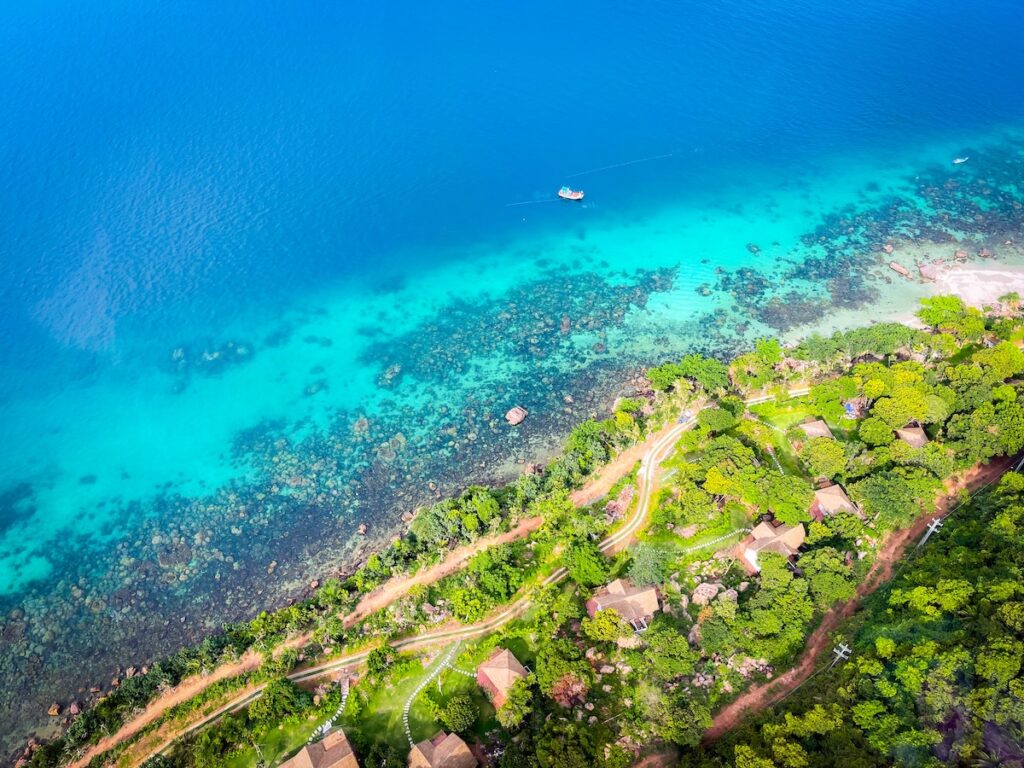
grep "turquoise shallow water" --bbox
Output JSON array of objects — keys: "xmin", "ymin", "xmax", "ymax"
[{"xmin": 2, "ymin": 0, "xmax": 1024, "ymax": 754}]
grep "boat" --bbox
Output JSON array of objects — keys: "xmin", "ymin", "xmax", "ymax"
[
  {"xmin": 558, "ymin": 186, "xmax": 584, "ymax": 201},
  {"xmin": 953, "ymin": 156, "xmax": 969, "ymax": 165}
]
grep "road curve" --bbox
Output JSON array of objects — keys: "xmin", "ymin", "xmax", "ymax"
[
  {"xmin": 135, "ymin": 416, "xmax": 697, "ymax": 763},
  {"xmin": 130, "ymin": 385, "xmax": 817, "ymax": 764}
]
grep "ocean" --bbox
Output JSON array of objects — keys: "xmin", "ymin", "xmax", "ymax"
[{"xmin": 1, "ymin": 0, "xmax": 1023, "ymax": 753}]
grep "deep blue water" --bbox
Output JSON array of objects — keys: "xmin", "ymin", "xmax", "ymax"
[
  {"xmin": 1, "ymin": 0, "xmax": 1024, "ymax": 753},
  {"xmin": 3, "ymin": 0, "xmax": 1023, "ymax": 368}
]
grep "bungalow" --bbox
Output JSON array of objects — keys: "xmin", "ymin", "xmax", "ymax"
[
  {"xmin": 734, "ymin": 520, "xmax": 806, "ymax": 575},
  {"xmin": 585, "ymin": 578, "xmax": 661, "ymax": 632},
  {"xmin": 408, "ymin": 731, "xmax": 476, "ymax": 768},
  {"xmin": 476, "ymin": 648, "xmax": 528, "ymax": 709},
  {"xmin": 896, "ymin": 424, "xmax": 929, "ymax": 449},
  {"xmin": 810, "ymin": 484, "xmax": 859, "ymax": 521},
  {"xmin": 798, "ymin": 419, "xmax": 835, "ymax": 441},
  {"xmin": 282, "ymin": 729, "xmax": 359, "ymax": 768}
]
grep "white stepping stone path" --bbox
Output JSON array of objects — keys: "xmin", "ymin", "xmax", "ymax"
[
  {"xmin": 308, "ymin": 676, "xmax": 351, "ymax": 743},
  {"xmin": 680, "ymin": 528, "xmax": 751, "ymax": 555},
  {"xmin": 403, "ymin": 643, "xmax": 461, "ymax": 746}
]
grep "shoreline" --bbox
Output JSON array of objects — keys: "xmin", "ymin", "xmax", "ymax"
[
  {"xmin": 5, "ymin": 250, "xmax": 1019, "ymax": 763},
  {"xmin": 784, "ymin": 239, "xmax": 1024, "ymax": 345},
  {"xmin": 47, "ymin": 300, "xmax": 1024, "ymax": 768},
  {"xmin": 6, "ymin": 253, "xmax": 1019, "ymax": 763},
  {"xmin": 7, "ymin": 133, "xmax": 1024, "ymax": 758}
]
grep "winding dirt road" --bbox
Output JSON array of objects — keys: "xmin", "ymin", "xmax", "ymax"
[
  {"xmin": 76, "ymin": 415, "xmax": 695, "ymax": 768},
  {"xmin": 69, "ymin": 385, "xmax": 825, "ymax": 767}
]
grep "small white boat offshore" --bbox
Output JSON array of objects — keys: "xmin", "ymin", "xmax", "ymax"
[{"xmin": 953, "ymin": 156, "xmax": 970, "ymax": 164}]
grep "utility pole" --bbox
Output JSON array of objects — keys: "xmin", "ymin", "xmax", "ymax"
[
  {"xmin": 916, "ymin": 517, "xmax": 944, "ymax": 549},
  {"xmin": 829, "ymin": 643, "xmax": 852, "ymax": 669}
]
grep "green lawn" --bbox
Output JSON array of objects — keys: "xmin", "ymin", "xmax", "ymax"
[
  {"xmin": 340, "ymin": 656, "xmax": 442, "ymax": 753},
  {"xmin": 748, "ymin": 396, "xmax": 861, "ymax": 473},
  {"xmin": 407, "ymin": 663, "xmax": 496, "ymax": 744},
  {"xmin": 223, "ymin": 713, "xmax": 327, "ymax": 768}
]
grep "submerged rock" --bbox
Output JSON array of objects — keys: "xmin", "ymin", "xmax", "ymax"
[
  {"xmin": 889, "ymin": 261, "xmax": 911, "ymax": 278},
  {"xmin": 505, "ymin": 406, "xmax": 528, "ymax": 426}
]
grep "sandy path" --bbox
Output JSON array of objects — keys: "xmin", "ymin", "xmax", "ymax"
[
  {"xmin": 120, "ymin": 420, "xmax": 696, "ymax": 766},
  {"xmin": 703, "ymin": 454, "xmax": 1015, "ymax": 742},
  {"xmin": 66, "ymin": 653, "xmax": 265, "ymax": 768},
  {"xmin": 570, "ymin": 420, "xmax": 682, "ymax": 508},
  {"xmin": 340, "ymin": 515, "xmax": 544, "ymax": 628}
]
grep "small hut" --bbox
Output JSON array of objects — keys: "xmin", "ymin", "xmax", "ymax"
[
  {"xmin": 798, "ymin": 419, "xmax": 835, "ymax": 441},
  {"xmin": 585, "ymin": 578, "xmax": 661, "ymax": 632},
  {"xmin": 476, "ymin": 648, "xmax": 528, "ymax": 708},
  {"xmin": 408, "ymin": 731, "xmax": 476, "ymax": 768},
  {"xmin": 281, "ymin": 729, "xmax": 359, "ymax": 768},
  {"xmin": 734, "ymin": 520, "xmax": 806, "ymax": 575},
  {"xmin": 896, "ymin": 425, "xmax": 929, "ymax": 449},
  {"xmin": 811, "ymin": 484, "xmax": 859, "ymax": 521}
]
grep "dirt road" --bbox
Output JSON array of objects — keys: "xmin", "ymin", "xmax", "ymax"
[
  {"xmin": 70, "ymin": 415, "xmax": 697, "ymax": 768},
  {"xmin": 703, "ymin": 454, "xmax": 1016, "ymax": 742}
]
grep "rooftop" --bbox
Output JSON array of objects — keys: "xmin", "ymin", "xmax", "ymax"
[
  {"xmin": 896, "ymin": 424, "xmax": 929, "ymax": 448},
  {"xmin": 798, "ymin": 419, "xmax": 835, "ymax": 441},
  {"xmin": 735, "ymin": 520, "xmax": 806, "ymax": 574},
  {"xmin": 812, "ymin": 484, "xmax": 858, "ymax": 519},
  {"xmin": 476, "ymin": 648, "xmax": 528, "ymax": 709},
  {"xmin": 408, "ymin": 731, "xmax": 476, "ymax": 768},
  {"xmin": 281, "ymin": 729, "xmax": 358, "ymax": 768},
  {"xmin": 585, "ymin": 578, "xmax": 660, "ymax": 630}
]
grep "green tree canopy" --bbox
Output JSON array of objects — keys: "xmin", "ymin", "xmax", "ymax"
[
  {"xmin": 581, "ymin": 608, "xmax": 628, "ymax": 643},
  {"xmin": 496, "ymin": 677, "xmax": 534, "ymax": 730},
  {"xmin": 562, "ymin": 540, "xmax": 608, "ymax": 587},
  {"xmin": 917, "ymin": 295, "xmax": 986, "ymax": 340},
  {"xmin": 801, "ymin": 437, "xmax": 848, "ymax": 479},
  {"xmin": 247, "ymin": 678, "xmax": 310, "ymax": 726},
  {"xmin": 627, "ymin": 542, "xmax": 674, "ymax": 585},
  {"xmin": 439, "ymin": 695, "xmax": 477, "ymax": 732}
]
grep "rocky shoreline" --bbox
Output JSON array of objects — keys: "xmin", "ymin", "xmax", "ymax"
[{"xmin": 5, "ymin": 136, "xmax": 1024, "ymax": 764}]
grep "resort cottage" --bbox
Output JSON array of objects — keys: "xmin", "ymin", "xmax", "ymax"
[
  {"xmin": 896, "ymin": 424, "xmax": 929, "ymax": 448},
  {"xmin": 476, "ymin": 648, "xmax": 528, "ymax": 708},
  {"xmin": 586, "ymin": 578, "xmax": 661, "ymax": 632},
  {"xmin": 281, "ymin": 729, "xmax": 359, "ymax": 768},
  {"xmin": 734, "ymin": 520, "xmax": 806, "ymax": 575},
  {"xmin": 407, "ymin": 731, "xmax": 476, "ymax": 768},
  {"xmin": 798, "ymin": 419, "xmax": 835, "ymax": 441},
  {"xmin": 810, "ymin": 483, "xmax": 859, "ymax": 521},
  {"xmin": 791, "ymin": 418, "xmax": 836, "ymax": 453}
]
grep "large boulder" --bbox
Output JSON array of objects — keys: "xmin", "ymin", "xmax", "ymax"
[
  {"xmin": 505, "ymin": 406, "xmax": 529, "ymax": 426},
  {"xmin": 691, "ymin": 582, "xmax": 721, "ymax": 606}
]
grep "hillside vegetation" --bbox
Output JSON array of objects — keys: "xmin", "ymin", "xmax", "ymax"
[{"xmin": 23, "ymin": 295, "xmax": 1024, "ymax": 768}]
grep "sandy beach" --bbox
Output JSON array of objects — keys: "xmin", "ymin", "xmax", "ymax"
[
  {"xmin": 783, "ymin": 238, "xmax": 1024, "ymax": 345},
  {"xmin": 932, "ymin": 263, "xmax": 1024, "ymax": 307}
]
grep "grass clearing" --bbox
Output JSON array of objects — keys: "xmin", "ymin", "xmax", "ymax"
[{"xmin": 223, "ymin": 714, "xmax": 326, "ymax": 768}]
